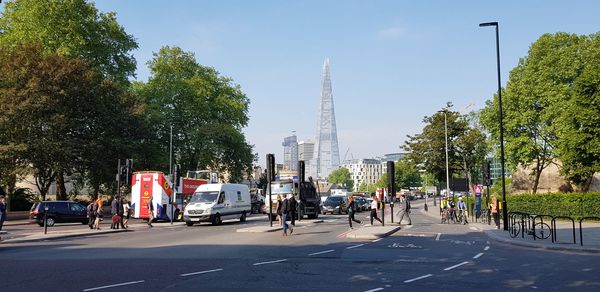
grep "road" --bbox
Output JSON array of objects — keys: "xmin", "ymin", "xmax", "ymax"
[{"xmin": 2, "ymin": 203, "xmax": 599, "ymax": 292}]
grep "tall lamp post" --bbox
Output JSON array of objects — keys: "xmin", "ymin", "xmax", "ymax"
[
  {"xmin": 479, "ymin": 21, "xmax": 508, "ymax": 231},
  {"xmin": 438, "ymin": 109, "xmax": 451, "ymax": 203}
]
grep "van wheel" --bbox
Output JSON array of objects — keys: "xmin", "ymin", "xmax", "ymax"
[
  {"xmin": 240, "ymin": 212, "xmax": 247, "ymax": 222},
  {"xmin": 46, "ymin": 217, "xmax": 55, "ymax": 227},
  {"xmin": 185, "ymin": 221, "xmax": 194, "ymax": 227},
  {"xmin": 212, "ymin": 214, "xmax": 222, "ymax": 225}
]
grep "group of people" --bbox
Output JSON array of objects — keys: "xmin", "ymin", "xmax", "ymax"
[
  {"xmin": 275, "ymin": 194, "xmax": 296, "ymax": 236},
  {"xmin": 440, "ymin": 196, "xmax": 469, "ymax": 224},
  {"xmin": 346, "ymin": 193, "xmax": 413, "ymax": 229},
  {"xmin": 86, "ymin": 196, "xmax": 132, "ymax": 230}
]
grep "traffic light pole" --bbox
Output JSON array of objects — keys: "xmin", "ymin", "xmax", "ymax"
[{"xmin": 116, "ymin": 159, "xmax": 121, "ymax": 198}]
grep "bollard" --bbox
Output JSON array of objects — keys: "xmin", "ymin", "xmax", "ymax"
[{"xmin": 43, "ymin": 205, "xmax": 49, "ymax": 235}]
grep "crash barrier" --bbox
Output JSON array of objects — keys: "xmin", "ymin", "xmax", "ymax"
[
  {"xmin": 579, "ymin": 217, "xmax": 600, "ymax": 246},
  {"xmin": 509, "ymin": 212, "xmax": 599, "ymax": 246}
]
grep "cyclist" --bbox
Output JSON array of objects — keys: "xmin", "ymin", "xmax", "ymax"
[
  {"xmin": 457, "ymin": 197, "xmax": 468, "ymax": 224},
  {"xmin": 448, "ymin": 197, "xmax": 456, "ymax": 223},
  {"xmin": 440, "ymin": 196, "xmax": 449, "ymax": 223}
]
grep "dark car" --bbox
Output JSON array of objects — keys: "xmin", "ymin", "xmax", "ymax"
[
  {"xmin": 30, "ymin": 201, "xmax": 88, "ymax": 227},
  {"xmin": 322, "ymin": 196, "xmax": 348, "ymax": 215}
]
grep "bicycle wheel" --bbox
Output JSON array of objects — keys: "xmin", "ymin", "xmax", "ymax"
[
  {"xmin": 533, "ymin": 222, "xmax": 552, "ymax": 240},
  {"xmin": 509, "ymin": 222, "xmax": 521, "ymax": 238}
]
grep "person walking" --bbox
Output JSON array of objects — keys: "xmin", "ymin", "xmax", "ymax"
[
  {"xmin": 397, "ymin": 194, "xmax": 412, "ymax": 225},
  {"xmin": 0, "ymin": 196, "xmax": 7, "ymax": 232},
  {"xmin": 94, "ymin": 196, "xmax": 104, "ymax": 230},
  {"xmin": 491, "ymin": 196, "xmax": 499, "ymax": 226},
  {"xmin": 281, "ymin": 195, "xmax": 293, "ymax": 236},
  {"xmin": 347, "ymin": 196, "xmax": 361, "ymax": 229},
  {"xmin": 86, "ymin": 200, "xmax": 96, "ymax": 229},
  {"xmin": 289, "ymin": 195, "xmax": 297, "ymax": 227},
  {"xmin": 275, "ymin": 194, "xmax": 283, "ymax": 226},
  {"xmin": 110, "ymin": 196, "xmax": 120, "ymax": 229},
  {"xmin": 370, "ymin": 194, "xmax": 383, "ymax": 225},
  {"xmin": 147, "ymin": 196, "xmax": 154, "ymax": 227},
  {"xmin": 117, "ymin": 196, "xmax": 126, "ymax": 229},
  {"xmin": 123, "ymin": 199, "xmax": 131, "ymax": 228}
]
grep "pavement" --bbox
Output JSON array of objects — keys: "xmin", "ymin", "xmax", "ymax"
[{"xmin": 419, "ymin": 202, "xmax": 600, "ymax": 253}]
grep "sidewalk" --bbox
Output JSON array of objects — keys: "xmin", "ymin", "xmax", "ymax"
[
  {"xmin": 345, "ymin": 205, "xmax": 406, "ymax": 239},
  {"xmin": 419, "ymin": 203, "xmax": 600, "ymax": 253}
]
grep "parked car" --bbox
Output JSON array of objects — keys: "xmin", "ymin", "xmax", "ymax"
[
  {"xmin": 365, "ymin": 197, "xmax": 373, "ymax": 210},
  {"xmin": 354, "ymin": 196, "xmax": 368, "ymax": 211},
  {"xmin": 29, "ymin": 201, "xmax": 88, "ymax": 227},
  {"xmin": 322, "ymin": 196, "xmax": 348, "ymax": 215}
]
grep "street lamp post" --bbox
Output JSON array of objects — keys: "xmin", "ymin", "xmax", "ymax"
[
  {"xmin": 440, "ymin": 110, "xmax": 451, "ymax": 203},
  {"xmin": 479, "ymin": 21, "xmax": 508, "ymax": 231}
]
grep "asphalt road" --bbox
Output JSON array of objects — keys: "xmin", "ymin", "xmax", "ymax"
[{"xmin": 2, "ymin": 204, "xmax": 599, "ymax": 292}]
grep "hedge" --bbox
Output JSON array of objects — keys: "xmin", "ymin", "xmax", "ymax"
[{"xmin": 505, "ymin": 192, "xmax": 600, "ymax": 220}]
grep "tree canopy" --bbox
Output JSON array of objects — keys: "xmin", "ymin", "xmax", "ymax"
[{"xmin": 328, "ymin": 167, "xmax": 353, "ymax": 191}]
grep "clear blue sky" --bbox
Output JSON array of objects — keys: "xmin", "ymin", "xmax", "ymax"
[{"xmin": 6, "ymin": 1, "xmax": 600, "ymax": 166}]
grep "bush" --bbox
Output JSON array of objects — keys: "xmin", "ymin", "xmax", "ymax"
[
  {"xmin": 10, "ymin": 188, "xmax": 36, "ymax": 211},
  {"xmin": 507, "ymin": 192, "xmax": 600, "ymax": 220}
]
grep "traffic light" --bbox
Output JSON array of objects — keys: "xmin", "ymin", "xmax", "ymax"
[
  {"xmin": 483, "ymin": 160, "xmax": 491, "ymax": 186},
  {"xmin": 387, "ymin": 161, "xmax": 395, "ymax": 200},
  {"xmin": 298, "ymin": 160, "xmax": 305, "ymax": 182},
  {"xmin": 266, "ymin": 154, "xmax": 275, "ymax": 182},
  {"xmin": 173, "ymin": 164, "xmax": 180, "ymax": 189}
]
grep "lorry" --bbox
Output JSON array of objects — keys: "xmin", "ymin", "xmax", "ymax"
[
  {"xmin": 130, "ymin": 171, "xmax": 178, "ymax": 221},
  {"xmin": 262, "ymin": 162, "xmax": 320, "ymax": 220},
  {"xmin": 183, "ymin": 183, "xmax": 251, "ymax": 226}
]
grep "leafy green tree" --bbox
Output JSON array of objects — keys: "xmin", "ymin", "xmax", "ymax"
[
  {"xmin": 394, "ymin": 158, "xmax": 422, "ymax": 190},
  {"xmin": 357, "ymin": 183, "xmax": 377, "ymax": 193},
  {"xmin": 0, "ymin": 0, "xmax": 138, "ymax": 83},
  {"xmin": 328, "ymin": 167, "xmax": 353, "ymax": 191},
  {"xmin": 136, "ymin": 46, "xmax": 254, "ymax": 182}
]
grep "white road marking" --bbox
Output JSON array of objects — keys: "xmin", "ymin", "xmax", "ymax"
[
  {"xmin": 473, "ymin": 253, "xmax": 484, "ymax": 259},
  {"xmin": 180, "ymin": 268, "xmax": 224, "ymax": 277},
  {"xmin": 484, "ymin": 246, "xmax": 490, "ymax": 251},
  {"xmin": 253, "ymin": 259, "xmax": 287, "ymax": 266},
  {"xmin": 444, "ymin": 261, "xmax": 470, "ymax": 271},
  {"xmin": 83, "ymin": 280, "xmax": 145, "ymax": 291},
  {"xmin": 469, "ymin": 226, "xmax": 478, "ymax": 231},
  {"xmin": 346, "ymin": 244, "xmax": 365, "ymax": 249},
  {"xmin": 404, "ymin": 274, "xmax": 433, "ymax": 283},
  {"xmin": 363, "ymin": 288, "xmax": 384, "ymax": 292},
  {"xmin": 372, "ymin": 238, "xmax": 382, "ymax": 242},
  {"xmin": 308, "ymin": 249, "xmax": 335, "ymax": 256},
  {"xmin": 435, "ymin": 233, "xmax": 441, "ymax": 241}
]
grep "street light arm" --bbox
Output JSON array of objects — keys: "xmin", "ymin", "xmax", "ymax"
[{"xmin": 479, "ymin": 22, "xmax": 498, "ymax": 27}]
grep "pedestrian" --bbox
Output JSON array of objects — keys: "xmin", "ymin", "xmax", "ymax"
[
  {"xmin": 123, "ymin": 199, "xmax": 131, "ymax": 228},
  {"xmin": 281, "ymin": 194, "xmax": 293, "ymax": 236},
  {"xmin": 0, "ymin": 195, "xmax": 7, "ymax": 232},
  {"xmin": 347, "ymin": 196, "xmax": 361, "ymax": 229},
  {"xmin": 117, "ymin": 196, "xmax": 126, "ymax": 229},
  {"xmin": 86, "ymin": 200, "xmax": 96, "ymax": 229},
  {"xmin": 94, "ymin": 196, "xmax": 104, "ymax": 230},
  {"xmin": 110, "ymin": 195, "xmax": 120, "ymax": 229},
  {"xmin": 491, "ymin": 196, "xmax": 498, "ymax": 226},
  {"xmin": 147, "ymin": 196, "xmax": 154, "ymax": 227},
  {"xmin": 275, "ymin": 194, "xmax": 283, "ymax": 226},
  {"xmin": 289, "ymin": 195, "xmax": 297, "ymax": 227},
  {"xmin": 370, "ymin": 194, "xmax": 383, "ymax": 225},
  {"xmin": 397, "ymin": 194, "xmax": 412, "ymax": 225}
]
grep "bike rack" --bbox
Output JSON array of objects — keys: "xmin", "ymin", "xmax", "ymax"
[
  {"xmin": 551, "ymin": 216, "xmax": 576, "ymax": 244},
  {"xmin": 530, "ymin": 214, "xmax": 554, "ymax": 241},
  {"xmin": 579, "ymin": 217, "xmax": 600, "ymax": 246},
  {"xmin": 508, "ymin": 211, "xmax": 530, "ymax": 238}
]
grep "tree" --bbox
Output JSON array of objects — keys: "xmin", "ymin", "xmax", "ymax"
[
  {"xmin": 357, "ymin": 183, "xmax": 377, "ymax": 194},
  {"xmin": 0, "ymin": 0, "xmax": 138, "ymax": 83},
  {"xmin": 394, "ymin": 158, "xmax": 422, "ymax": 190},
  {"xmin": 328, "ymin": 167, "xmax": 353, "ymax": 191},
  {"xmin": 136, "ymin": 46, "xmax": 254, "ymax": 181}
]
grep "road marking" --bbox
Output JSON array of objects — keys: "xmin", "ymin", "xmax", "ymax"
[
  {"xmin": 435, "ymin": 233, "xmax": 441, "ymax": 241},
  {"xmin": 404, "ymin": 274, "xmax": 433, "ymax": 283},
  {"xmin": 473, "ymin": 253, "xmax": 484, "ymax": 259},
  {"xmin": 308, "ymin": 249, "xmax": 335, "ymax": 256},
  {"xmin": 363, "ymin": 288, "xmax": 384, "ymax": 292},
  {"xmin": 180, "ymin": 268, "xmax": 224, "ymax": 277},
  {"xmin": 346, "ymin": 243, "xmax": 365, "ymax": 249},
  {"xmin": 484, "ymin": 246, "xmax": 490, "ymax": 251},
  {"xmin": 372, "ymin": 238, "xmax": 382, "ymax": 242},
  {"xmin": 443, "ymin": 261, "xmax": 470, "ymax": 271},
  {"xmin": 337, "ymin": 229, "xmax": 353, "ymax": 238},
  {"xmin": 83, "ymin": 280, "xmax": 145, "ymax": 291},
  {"xmin": 469, "ymin": 226, "xmax": 478, "ymax": 231},
  {"xmin": 253, "ymin": 259, "xmax": 287, "ymax": 266}
]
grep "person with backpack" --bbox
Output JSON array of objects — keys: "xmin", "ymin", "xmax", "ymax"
[
  {"xmin": 397, "ymin": 194, "xmax": 412, "ymax": 225},
  {"xmin": 110, "ymin": 196, "xmax": 120, "ymax": 229},
  {"xmin": 86, "ymin": 200, "xmax": 96, "ymax": 229},
  {"xmin": 281, "ymin": 194, "xmax": 293, "ymax": 236},
  {"xmin": 347, "ymin": 196, "xmax": 362, "ymax": 229},
  {"xmin": 289, "ymin": 195, "xmax": 298, "ymax": 227}
]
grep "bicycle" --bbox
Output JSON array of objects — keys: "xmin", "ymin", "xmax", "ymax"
[
  {"xmin": 441, "ymin": 208, "xmax": 449, "ymax": 224},
  {"xmin": 457, "ymin": 209, "xmax": 468, "ymax": 224}
]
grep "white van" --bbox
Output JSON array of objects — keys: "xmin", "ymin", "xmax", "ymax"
[{"xmin": 183, "ymin": 183, "xmax": 251, "ymax": 226}]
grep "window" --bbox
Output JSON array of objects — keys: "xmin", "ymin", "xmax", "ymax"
[
  {"xmin": 70, "ymin": 203, "xmax": 85, "ymax": 212},
  {"xmin": 218, "ymin": 192, "xmax": 225, "ymax": 204}
]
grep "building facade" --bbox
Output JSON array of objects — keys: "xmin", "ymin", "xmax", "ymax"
[
  {"xmin": 342, "ymin": 159, "xmax": 383, "ymax": 192},
  {"xmin": 282, "ymin": 135, "xmax": 298, "ymax": 171}
]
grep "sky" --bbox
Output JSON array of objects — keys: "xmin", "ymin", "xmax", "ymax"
[{"xmin": 4, "ymin": 0, "xmax": 600, "ymax": 166}]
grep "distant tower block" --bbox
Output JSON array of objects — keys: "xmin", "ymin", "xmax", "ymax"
[{"xmin": 312, "ymin": 58, "xmax": 340, "ymax": 179}]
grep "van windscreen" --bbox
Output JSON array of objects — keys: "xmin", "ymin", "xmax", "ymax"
[{"xmin": 191, "ymin": 191, "xmax": 219, "ymax": 203}]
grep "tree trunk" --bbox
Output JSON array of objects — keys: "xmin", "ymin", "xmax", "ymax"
[{"xmin": 56, "ymin": 172, "xmax": 68, "ymax": 200}]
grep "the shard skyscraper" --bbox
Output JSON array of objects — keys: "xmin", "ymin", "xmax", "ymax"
[{"xmin": 312, "ymin": 58, "xmax": 340, "ymax": 179}]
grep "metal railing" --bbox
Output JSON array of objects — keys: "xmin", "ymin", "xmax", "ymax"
[{"xmin": 507, "ymin": 211, "xmax": 592, "ymax": 246}]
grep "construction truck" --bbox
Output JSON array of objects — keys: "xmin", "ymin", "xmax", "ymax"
[{"xmin": 262, "ymin": 161, "xmax": 320, "ymax": 220}]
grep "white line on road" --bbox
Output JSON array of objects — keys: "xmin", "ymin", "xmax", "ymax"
[
  {"xmin": 372, "ymin": 238, "xmax": 382, "ymax": 242},
  {"xmin": 435, "ymin": 233, "xmax": 441, "ymax": 241},
  {"xmin": 444, "ymin": 261, "xmax": 470, "ymax": 271},
  {"xmin": 363, "ymin": 288, "xmax": 384, "ymax": 292},
  {"xmin": 83, "ymin": 280, "xmax": 145, "ymax": 291},
  {"xmin": 253, "ymin": 259, "xmax": 287, "ymax": 266},
  {"xmin": 346, "ymin": 244, "xmax": 365, "ymax": 249},
  {"xmin": 308, "ymin": 249, "xmax": 335, "ymax": 256},
  {"xmin": 484, "ymin": 246, "xmax": 490, "ymax": 251},
  {"xmin": 404, "ymin": 274, "xmax": 433, "ymax": 283},
  {"xmin": 473, "ymin": 253, "xmax": 484, "ymax": 259},
  {"xmin": 469, "ymin": 226, "xmax": 478, "ymax": 231},
  {"xmin": 180, "ymin": 268, "xmax": 224, "ymax": 277}
]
